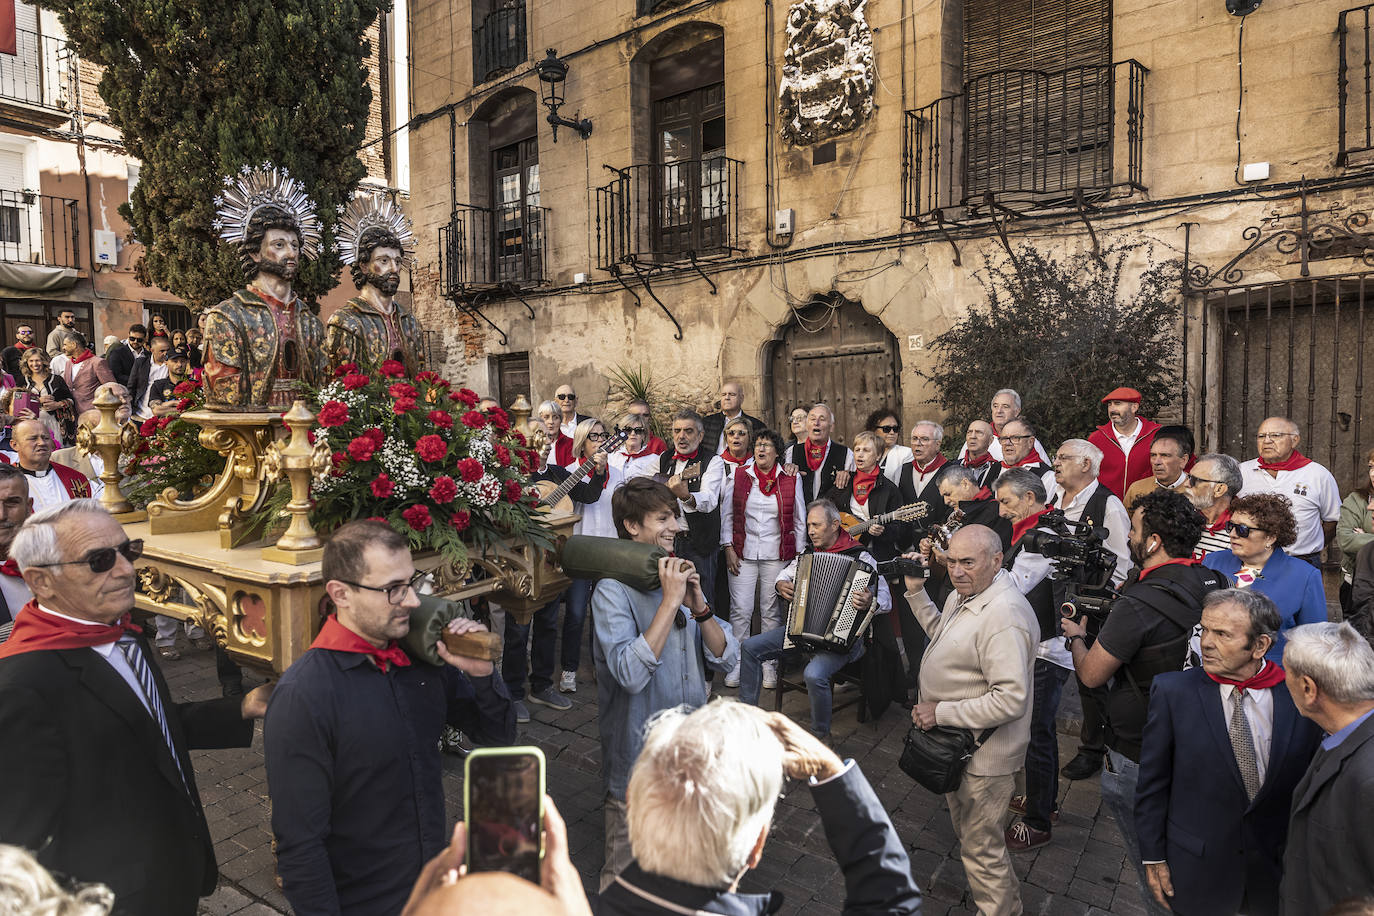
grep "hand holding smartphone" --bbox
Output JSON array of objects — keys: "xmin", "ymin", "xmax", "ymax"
[{"xmin": 464, "ymin": 746, "xmax": 546, "ymax": 884}]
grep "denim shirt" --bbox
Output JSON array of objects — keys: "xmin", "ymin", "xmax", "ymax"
[{"xmin": 592, "ymin": 578, "xmax": 739, "ymax": 800}]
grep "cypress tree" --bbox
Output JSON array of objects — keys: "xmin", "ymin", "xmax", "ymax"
[{"xmin": 40, "ymin": 0, "xmax": 390, "ymax": 310}]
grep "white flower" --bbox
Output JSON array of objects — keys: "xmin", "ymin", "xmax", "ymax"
[{"xmin": 473, "ymin": 474, "xmax": 501, "ymax": 507}]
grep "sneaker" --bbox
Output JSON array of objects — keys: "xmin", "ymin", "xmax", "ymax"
[
  {"xmin": 156, "ymin": 645, "xmax": 181, "ymax": 661},
  {"xmin": 1008, "ymin": 795, "xmax": 1059, "ymax": 823},
  {"xmin": 514, "ymin": 700, "xmax": 530, "ymax": 724},
  {"xmin": 559, "ymin": 670, "xmax": 577, "ymax": 693},
  {"xmin": 724, "ymin": 672, "xmax": 741, "ymax": 688},
  {"xmin": 762, "ymin": 670, "xmax": 778, "ymax": 689},
  {"xmin": 1061, "ymin": 749, "xmax": 1104, "ymax": 781},
  {"xmin": 528, "ymin": 687, "xmax": 572, "ymax": 710},
  {"xmin": 440, "ymin": 726, "xmax": 473, "ymax": 756},
  {"xmin": 1005, "ymin": 819, "xmax": 1052, "ymax": 851},
  {"xmin": 191, "ymin": 635, "xmax": 215, "ymax": 651}
]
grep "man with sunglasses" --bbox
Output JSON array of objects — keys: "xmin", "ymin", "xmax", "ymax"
[
  {"xmin": 266, "ymin": 519, "xmax": 513, "ymax": 916},
  {"xmin": 1238, "ymin": 416, "xmax": 1341, "ymax": 568},
  {"xmin": 701, "ymin": 381, "xmax": 763, "ymax": 456},
  {"xmin": 1185, "ymin": 453, "xmax": 1245, "ymax": 559},
  {"xmin": 554, "ymin": 384, "xmax": 591, "ymax": 439},
  {"xmin": 105, "ymin": 323, "xmax": 148, "ymax": 388},
  {"xmin": 0, "ymin": 500, "xmax": 270, "ymax": 916},
  {"xmin": 0, "ymin": 325, "xmax": 35, "ymax": 381}
]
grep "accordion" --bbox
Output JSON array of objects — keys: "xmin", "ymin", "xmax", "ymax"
[{"xmin": 784, "ymin": 552, "xmax": 878, "ymax": 654}]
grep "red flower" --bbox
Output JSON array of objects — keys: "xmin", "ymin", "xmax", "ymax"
[
  {"xmin": 156, "ymin": 416, "xmax": 173, "ymax": 430},
  {"xmin": 173, "ymin": 380, "xmax": 198, "ymax": 396},
  {"xmin": 485, "ymin": 406, "xmax": 510, "ymax": 431},
  {"xmin": 347, "ymin": 436, "xmax": 377, "ymax": 462},
  {"xmin": 512, "ymin": 430, "xmax": 528, "ymax": 447},
  {"xmin": 449, "ymin": 510, "xmax": 471, "ymax": 532},
  {"xmin": 342, "ymin": 373, "xmax": 370, "ymax": 391},
  {"xmin": 456, "ymin": 457, "xmax": 484, "ymax": 483},
  {"xmin": 460, "ymin": 410, "xmax": 487, "ymax": 429},
  {"xmin": 318, "ymin": 400, "xmax": 350, "ymax": 427},
  {"xmin": 429, "ymin": 475, "xmax": 458, "ymax": 504},
  {"xmin": 380, "ymin": 360, "xmax": 406, "ymax": 378},
  {"xmin": 370, "ymin": 474, "xmax": 395, "ymax": 498},
  {"xmin": 403, "ymin": 504, "xmax": 432, "ymax": 531},
  {"xmin": 493, "ymin": 444, "xmax": 511, "ymax": 467},
  {"xmin": 139, "ymin": 418, "xmax": 158, "ymax": 437},
  {"xmin": 415, "ymin": 370, "xmax": 440, "ymax": 384},
  {"xmin": 504, "ymin": 479, "xmax": 523, "ymax": 502},
  {"xmin": 393, "ymin": 397, "xmax": 417, "ymax": 415},
  {"xmin": 333, "ymin": 362, "xmax": 358, "ymax": 378},
  {"xmin": 388, "ymin": 382, "xmax": 418, "ymax": 400},
  {"xmin": 176, "ymin": 398, "xmax": 193, "ymax": 411},
  {"xmin": 454, "ymin": 388, "xmax": 480, "ymax": 408},
  {"xmin": 415, "ymin": 434, "xmax": 448, "ymax": 462},
  {"xmin": 365, "ymin": 427, "xmax": 385, "ymax": 446},
  {"xmin": 427, "ymin": 409, "xmax": 454, "ymax": 430},
  {"xmin": 330, "ymin": 452, "xmax": 347, "ymax": 476}
]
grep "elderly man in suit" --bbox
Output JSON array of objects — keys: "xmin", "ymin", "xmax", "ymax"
[
  {"xmin": 1280, "ymin": 621, "xmax": 1374, "ymax": 915},
  {"xmin": 0, "ymin": 500, "xmax": 271, "ymax": 915},
  {"xmin": 1135, "ymin": 589, "xmax": 1321, "ymax": 916},
  {"xmin": 903, "ymin": 525, "xmax": 1037, "ymax": 916},
  {"xmin": 700, "ymin": 382, "xmax": 763, "ymax": 456}
]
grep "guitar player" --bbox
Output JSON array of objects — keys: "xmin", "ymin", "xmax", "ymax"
[{"xmin": 659, "ymin": 408, "xmax": 727, "ymax": 613}]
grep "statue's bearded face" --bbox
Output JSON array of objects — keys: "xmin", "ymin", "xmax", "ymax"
[
  {"xmin": 254, "ymin": 228, "xmax": 301, "ymax": 281},
  {"xmin": 364, "ymin": 246, "xmax": 403, "ymax": 296}
]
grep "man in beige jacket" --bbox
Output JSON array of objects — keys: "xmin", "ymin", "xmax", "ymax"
[{"xmin": 905, "ymin": 525, "xmax": 1037, "ymax": 916}]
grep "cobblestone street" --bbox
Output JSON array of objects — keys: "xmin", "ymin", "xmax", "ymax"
[{"xmin": 162, "ymin": 632, "xmax": 1152, "ymax": 916}]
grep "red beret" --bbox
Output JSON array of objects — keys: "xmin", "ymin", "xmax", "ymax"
[{"xmin": 1100, "ymin": 387, "xmax": 1142, "ymax": 404}]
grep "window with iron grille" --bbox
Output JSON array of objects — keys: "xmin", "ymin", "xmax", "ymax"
[{"xmin": 1340, "ymin": 3, "xmax": 1374, "ymax": 165}]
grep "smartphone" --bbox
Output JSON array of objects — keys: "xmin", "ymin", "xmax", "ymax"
[
  {"xmin": 464, "ymin": 746, "xmax": 546, "ymax": 883},
  {"xmin": 12, "ymin": 392, "xmax": 39, "ymax": 418}
]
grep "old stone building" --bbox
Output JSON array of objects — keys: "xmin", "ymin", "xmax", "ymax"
[{"xmin": 408, "ymin": 0, "xmax": 1374, "ymax": 490}]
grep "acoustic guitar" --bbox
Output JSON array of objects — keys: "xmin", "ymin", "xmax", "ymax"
[
  {"xmin": 839, "ymin": 502, "xmax": 930, "ymax": 538},
  {"xmin": 534, "ymin": 428, "xmax": 630, "ymax": 513}
]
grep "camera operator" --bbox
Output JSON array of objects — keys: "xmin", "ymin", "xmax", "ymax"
[{"xmin": 1060, "ymin": 488, "xmax": 1227, "ymax": 916}]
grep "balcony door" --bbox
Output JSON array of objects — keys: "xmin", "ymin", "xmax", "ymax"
[
  {"xmin": 650, "ymin": 36, "xmax": 725, "ymax": 260},
  {"xmin": 491, "ymin": 135, "xmax": 540, "ymax": 284},
  {"xmin": 0, "ymin": 148, "xmax": 32, "ymax": 263}
]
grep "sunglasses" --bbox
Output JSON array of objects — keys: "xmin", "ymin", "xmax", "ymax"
[
  {"xmin": 1225, "ymin": 521, "xmax": 1264, "ymax": 538},
  {"xmin": 616, "ymin": 426, "xmax": 646, "ymax": 435},
  {"xmin": 556, "ymin": 393, "xmax": 577, "ymax": 401},
  {"xmin": 31, "ymin": 539, "xmax": 144, "ymax": 573},
  {"xmin": 876, "ymin": 424, "xmax": 900, "ymax": 433},
  {"xmin": 1187, "ymin": 473, "xmax": 1225, "ymax": 487}
]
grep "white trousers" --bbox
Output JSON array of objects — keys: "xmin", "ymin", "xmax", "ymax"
[{"xmin": 727, "ymin": 556, "xmax": 786, "ymax": 677}]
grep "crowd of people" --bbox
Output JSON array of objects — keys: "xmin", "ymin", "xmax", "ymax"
[{"xmin": 1, "ymin": 352, "xmax": 1374, "ymax": 915}]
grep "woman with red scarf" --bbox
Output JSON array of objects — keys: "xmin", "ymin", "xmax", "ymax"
[
  {"xmin": 719, "ymin": 428, "xmax": 805, "ymax": 688},
  {"xmin": 824, "ymin": 432, "xmax": 908, "ymax": 563},
  {"xmin": 607, "ymin": 411, "xmax": 658, "ymax": 481}
]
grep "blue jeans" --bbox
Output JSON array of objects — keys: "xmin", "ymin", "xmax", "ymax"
[
  {"xmin": 738, "ymin": 626, "xmax": 865, "ymax": 737},
  {"xmin": 1024, "ymin": 659, "xmax": 1070, "ymax": 832},
  {"xmin": 1101, "ymin": 748, "xmax": 1170, "ymax": 916},
  {"xmin": 502, "ymin": 596, "xmax": 560, "ymax": 700},
  {"xmin": 562, "ymin": 579, "xmax": 592, "ymax": 673}
]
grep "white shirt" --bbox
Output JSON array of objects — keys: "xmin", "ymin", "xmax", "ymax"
[
  {"xmin": 1238, "ymin": 458, "xmax": 1341, "ymax": 556},
  {"xmin": 37, "ymin": 604, "xmax": 151, "ymax": 715},
  {"xmin": 49, "ymin": 354, "xmax": 69, "ymax": 377},
  {"xmin": 23, "ymin": 466, "xmax": 71, "ymax": 512},
  {"xmin": 880, "ymin": 445, "xmax": 913, "ymax": 486},
  {"xmin": 1003, "ymin": 530, "xmax": 1073, "ymax": 669},
  {"xmin": 1112, "ymin": 417, "xmax": 1144, "ymax": 456},
  {"xmin": 671, "ymin": 452, "xmax": 726, "ymax": 531},
  {"xmin": 560, "ymin": 417, "xmax": 578, "ymax": 438},
  {"xmin": 136, "ymin": 361, "xmax": 170, "ymax": 418},
  {"xmin": 607, "ymin": 451, "xmax": 657, "ymax": 481},
  {"xmin": 907, "ymin": 456, "xmax": 948, "ymax": 496},
  {"xmin": 718, "ymin": 469, "xmax": 807, "ymax": 561},
  {"xmin": 1047, "ymin": 479, "xmax": 1131, "ymax": 586},
  {"xmin": 571, "ymin": 462, "xmax": 625, "ymax": 538},
  {"xmin": 791, "ymin": 441, "xmax": 856, "ymax": 501},
  {"xmin": 1219, "ymin": 681, "xmax": 1274, "ymax": 787}
]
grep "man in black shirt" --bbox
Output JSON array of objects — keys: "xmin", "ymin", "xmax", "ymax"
[
  {"xmin": 1060, "ymin": 489, "xmax": 1226, "ymax": 916},
  {"xmin": 0, "ymin": 325, "xmax": 35, "ymax": 380}
]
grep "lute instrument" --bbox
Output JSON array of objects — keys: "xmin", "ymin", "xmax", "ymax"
[{"xmin": 839, "ymin": 501, "xmax": 930, "ymax": 538}]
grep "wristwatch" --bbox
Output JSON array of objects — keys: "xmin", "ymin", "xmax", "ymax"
[{"xmin": 1064, "ymin": 634, "xmax": 1086, "ymax": 652}]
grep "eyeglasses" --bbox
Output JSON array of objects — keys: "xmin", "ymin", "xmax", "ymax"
[
  {"xmin": 1256, "ymin": 432, "xmax": 1296, "ymax": 441},
  {"xmin": 876, "ymin": 424, "xmax": 900, "ymax": 433},
  {"xmin": 1187, "ymin": 473, "xmax": 1225, "ymax": 487},
  {"xmin": 911, "ymin": 436, "xmax": 936, "ymax": 444},
  {"xmin": 31, "ymin": 539, "xmax": 144, "ymax": 574},
  {"xmin": 998, "ymin": 434, "xmax": 1033, "ymax": 444},
  {"xmin": 616, "ymin": 426, "xmax": 646, "ymax": 435},
  {"xmin": 556, "ymin": 393, "xmax": 577, "ymax": 401},
  {"xmin": 1225, "ymin": 521, "xmax": 1264, "ymax": 538},
  {"xmin": 337, "ymin": 570, "xmax": 427, "ymax": 605},
  {"xmin": 587, "ymin": 432, "xmax": 608, "ymax": 441}
]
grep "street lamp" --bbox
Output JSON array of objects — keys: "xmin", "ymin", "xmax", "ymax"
[{"xmin": 535, "ymin": 48, "xmax": 593, "ymax": 143}]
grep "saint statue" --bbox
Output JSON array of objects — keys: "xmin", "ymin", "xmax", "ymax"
[
  {"xmin": 202, "ymin": 167, "xmax": 328, "ymax": 411},
  {"xmin": 327, "ymin": 195, "xmax": 426, "ymax": 373}
]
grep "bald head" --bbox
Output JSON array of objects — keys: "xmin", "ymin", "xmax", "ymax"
[
  {"xmin": 408, "ymin": 872, "xmax": 567, "ymax": 916},
  {"xmin": 11, "ymin": 419, "xmax": 51, "ymax": 471},
  {"xmin": 945, "ymin": 524, "xmax": 1004, "ymax": 598}
]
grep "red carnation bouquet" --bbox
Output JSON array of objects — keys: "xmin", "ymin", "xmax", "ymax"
[{"xmin": 123, "ymin": 375, "xmax": 228, "ymax": 507}]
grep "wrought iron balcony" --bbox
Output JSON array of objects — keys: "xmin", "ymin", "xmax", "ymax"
[
  {"xmin": 439, "ymin": 202, "xmax": 549, "ymax": 299},
  {"xmin": 474, "ymin": 2, "xmax": 526, "ymax": 84},
  {"xmin": 0, "ymin": 191, "xmax": 80, "ymax": 269},
  {"xmin": 1340, "ymin": 3, "xmax": 1374, "ymax": 165},
  {"xmin": 595, "ymin": 155, "xmax": 742, "ymax": 271},
  {"xmin": 0, "ymin": 29, "xmax": 72, "ymax": 111},
  {"xmin": 902, "ymin": 60, "xmax": 1147, "ymax": 222}
]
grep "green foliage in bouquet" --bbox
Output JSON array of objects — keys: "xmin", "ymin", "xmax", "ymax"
[{"xmin": 123, "ymin": 376, "xmax": 227, "ymax": 507}]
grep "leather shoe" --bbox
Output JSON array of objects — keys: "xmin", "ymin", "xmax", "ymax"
[
  {"xmin": 1005, "ymin": 819, "xmax": 1052, "ymax": 851},
  {"xmin": 1061, "ymin": 749, "xmax": 1104, "ymax": 780}
]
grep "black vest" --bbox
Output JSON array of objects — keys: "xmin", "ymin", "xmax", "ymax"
[
  {"xmin": 1004, "ymin": 536, "xmax": 1058, "ymax": 641},
  {"xmin": 788, "ymin": 441, "xmax": 851, "ymax": 503},
  {"xmin": 659, "ymin": 451, "xmax": 719, "ymax": 555}
]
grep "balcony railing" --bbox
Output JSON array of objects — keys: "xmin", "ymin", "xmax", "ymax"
[
  {"xmin": 0, "ymin": 28, "xmax": 72, "ymax": 111},
  {"xmin": 1340, "ymin": 3, "xmax": 1374, "ymax": 165},
  {"xmin": 0, "ymin": 191, "xmax": 80, "ymax": 269},
  {"xmin": 902, "ymin": 60, "xmax": 1147, "ymax": 222},
  {"xmin": 439, "ymin": 201, "xmax": 549, "ymax": 298},
  {"xmin": 596, "ymin": 156, "xmax": 741, "ymax": 270},
  {"xmin": 474, "ymin": 2, "xmax": 526, "ymax": 84}
]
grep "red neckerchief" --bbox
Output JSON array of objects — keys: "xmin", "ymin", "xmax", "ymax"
[
  {"xmin": 852, "ymin": 468, "xmax": 880, "ymax": 506},
  {"xmin": 0, "ymin": 601, "xmax": 141, "ymax": 658},
  {"xmin": 989, "ymin": 422, "xmax": 1000, "ymax": 436},
  {"xmin": 1258, "ymin": 451, "xmax": 1313, "ymax": 473},
  {"xmin": 1012, "ymin": 508, "xmax": 1051, "ymax": 546},
  {"xmin": 1203, "ymin": 510, "xmax": 1232, "ymax": 534},
  {"xmin": 1206, "ymin": 659, "xmax": 1287, "ymax": 695},
  {"xmin": 1138, "ymin": 557, "xmax": 1200, "ymax": 580},
  {"xmin": 14, "ymin": 342, "xmax": 29, "ymax": 351},
  {"xmin": 1004, "ymin": 451, "xmax": 1043, "ymax": 469},
  {"xmin": 914, "ymin": 454, "xmax": 947, "ymax": 476},
  {"xmin": 964, "ymin": 451, "xmax": 995, "ymax": 468},
  {"xmin": 621, "ymin": 445, "xmax": 653, "ymax": 460},
  {"xmin": 310, "ymin": 614, "xmax": 412, "ymax": 672},
  {"xmin": 756, "ymin": 463, "xmax": 780, "ymax": 496},
  {"xmin": 69, "ymin": 349, "xmax": 95, "ymax": 365},
  {"xmin": 971, "ymin": 486, "xmax": 992, "ymax": 501},
  {"xmin": 674, "ymin": 448, "xmax": 699, "ymax": 463},
  {"xmin": 721, "ymin": 451, "xmax": 750, "ymax": 467},
  {"xmin": 0, "ymin": 559, "xmax": 19, "ymax": 577},
  {"xmin": 804, "ymin": 440, "xmax": 827, "ymax": 471},
  {"xmin": 821, "ymin": 530, "xmax": 861, "ymax": 553}
]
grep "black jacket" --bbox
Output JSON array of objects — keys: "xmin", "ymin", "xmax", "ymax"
[
  {"xmin": 595, "ymin": 763, "xmax": 922, "ymax": 916},
  {"xmin": 786, "ymin": 440, "xmax": 853, "ymax": 504},
  {"xmin": 0, "ymin": 636, "xmax": 255, "ymax": 915},
  {"xmin": 701, "ymin": 411, "xmax": 763, "ymax": 456},
  {"xmin": 896, "ymin": 459, "xmax": 954, "ymax": 549},
  {"xmin": 127, "ymin": 353, "xmax": 156, "ymax": 409},
  {"xmin": 107, "ymin": 341, "xmax": 139, "ymax": 387},
  {"xmin": 823, "ymin": 474, "xmax": 908, "ymax": 561}
]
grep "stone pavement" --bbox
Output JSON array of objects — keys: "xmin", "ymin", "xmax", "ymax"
[{"xmin": 154, "ymin": 636, "xmax": 1151, "ymax": 916}]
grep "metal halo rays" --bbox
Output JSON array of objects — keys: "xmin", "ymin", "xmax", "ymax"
[
  {"xmin": 336, "ymin": 192, "xmax": 416, "ymax": 266},
  {"xmin": 212, "ymin": 165, "xmax": 323, "ymax": 261}
]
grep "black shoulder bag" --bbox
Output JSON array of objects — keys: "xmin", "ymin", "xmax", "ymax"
[{"xmin": 899, "ymin": 722, "xmax": 996, "ymax": 795}]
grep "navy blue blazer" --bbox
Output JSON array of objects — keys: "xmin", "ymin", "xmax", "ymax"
[{"xmin": 1135, "ymin": 666, "xmax": 1321, "ymax": 916}]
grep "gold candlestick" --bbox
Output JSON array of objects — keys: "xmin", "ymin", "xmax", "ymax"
[
  {"xmin": 81, "ymin": 387, "xmax": 143, "ymax": 520},
  {"xmin": 260, "ymin": 400, "xmax": 328, "ymax": 565}
]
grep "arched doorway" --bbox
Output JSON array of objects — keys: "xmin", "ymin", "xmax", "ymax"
[{"xmin": 766, "ymin": 294, "xmax": 903, "ymax": 444}]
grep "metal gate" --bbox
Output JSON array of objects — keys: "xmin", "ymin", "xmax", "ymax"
[{"xmin": 766, "ymin": 295, "xmax": 902, "ymax": 444}]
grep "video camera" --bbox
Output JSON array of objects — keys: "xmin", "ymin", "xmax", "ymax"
[{"xmin": 1021, "ymin": 509, "xmax": 1119, "ymax": 622}]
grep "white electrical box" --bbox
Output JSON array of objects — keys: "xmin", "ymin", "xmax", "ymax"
[
  {"xmin": 93, "ymin": 229, "xmax": 117, "ymax": 265},
  {"xmin": 774, "ymin": 208, "xmax": 795, "ymax": 234},
  {"xmin": 1242, "ymin": 162, "xmax": 1270, "ymax": 182},
  {"xmin": 574, "ymin": 272, "xmax": 589, "ymax": 285}
]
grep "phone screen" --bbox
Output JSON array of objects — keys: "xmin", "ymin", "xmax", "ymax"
[{"xmin": 465, "ymin": 749, "xmax": 544, "ymax": 883}]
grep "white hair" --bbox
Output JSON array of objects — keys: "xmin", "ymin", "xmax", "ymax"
[
  {"xmin": 1284, "ymin": 622, "xmax": 1374, "ymax": 704},
  {"xmin": 992, "ymin": 388, "xmax": 1022, "ymax": 411},
  {"xmin": 11, "ymin": 499, "xmax": 111, "ymax": 570},
  {"xmin": 1058, "ymin": 438, "xmax": 1104, "ymax": 476},
  {"xmin": 536, "ymin": 399, "xmax": 559, "ymax": 419},
  {"xmin": 806, "ymin": 499, "xmax": 841, "ymax": 524},
  {"xmin": 627, "ymin": 701, "xmax": 784, "ymax": 887},
  {"xmin": 0, "ymin": 844, "xmax": 114, "ymax": 915},
  {"xmin": 808, "ymin": 403, "xmax": 834, "ymax": 424},
  {"xmin": 913, "ymin": 420, "xmax": 944, "ymax": 442}
]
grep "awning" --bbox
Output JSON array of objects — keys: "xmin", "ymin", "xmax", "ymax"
[{"xmin": 0, "ymin": 261, "xmax": 80, "ymax": 292}]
